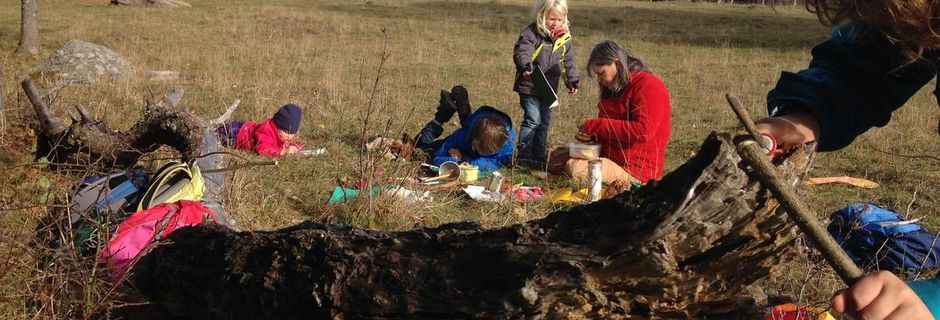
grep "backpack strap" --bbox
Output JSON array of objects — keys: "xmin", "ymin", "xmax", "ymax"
[
  {"xmin": 137, "ymin": 161, "xmax": 191, "ymax": 211},
  {"xmin": 530, "ymin": 43, "xmax": 545, "ymax": 63},
  {"xmin": 554, "ymin": 33, "xmax": 571, "ymax": 81},
  {"xmin": 529, "ymin": 33, "xmax": 572, "ymax": 80}
]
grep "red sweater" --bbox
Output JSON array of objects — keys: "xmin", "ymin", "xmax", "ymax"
[
  {"xmin": 234, "ymin": 119, "xmax": 303, "ymax": 157},
  {"xmin": 581, "ymin": 71, "xmax": 671, "ymax": 183}
]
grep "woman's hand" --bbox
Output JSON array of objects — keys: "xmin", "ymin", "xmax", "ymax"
[
  {"xmin": 831, "ymin": 271, "xmax": 934, "ymax": 320},
  {"xmin": 575, "ymin": 131, "xmax": 593, "ymax": 143},
  {"xmin": 755, "ymin": 111, "xmax": 820, "ymax": 151},
  {"xmin": 448, "ymin": 148, "xmax": 463, "ymax": 160},
  {"xmin": 575, "ymin": 122, "xmax": 594, "ymax": 143}
]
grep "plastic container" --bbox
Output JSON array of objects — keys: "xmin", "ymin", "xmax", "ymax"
[
  {"xmin": 459, "ymin": 164, "xmax": 479, "ymax": 183},
  {"xmin": 438, "ymin": 161, "xmax": 461, "ymax": 180},
  {"xmin": 568, "ymin": 142, "xmax": 601, "ymax": 160}
]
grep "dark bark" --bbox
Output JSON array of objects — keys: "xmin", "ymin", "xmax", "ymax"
[
  {"xmin": 17, "ymin": 0, "xmax": 39, "ymax": 55},
  {"xmin": 130, "ymin": 133, "xmax": 816, "ymax": 319},
  {"xmin": 0, "ymin": 69, "xmax": 6, "ymax": 130},
  {"xmin": 22, "ymin": 79, "xmax": 205, "ymax": 168}
]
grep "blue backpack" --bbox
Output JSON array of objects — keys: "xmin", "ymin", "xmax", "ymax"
[
  {"xmin": 827, "ymin": 202, "xmax": 940, "ymax": 274},
  {"xmin": 56, "ymin": 170, "xmax": 149, "ymax": 253}
]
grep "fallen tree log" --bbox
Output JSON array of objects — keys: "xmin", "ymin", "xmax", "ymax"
[
  {"xmin": 129, "ymin": 133, "xmax": 815, "ymax": 319},
  {"xmin": 22, "ymin": 79, "xmax": 205, "ymax": 168}
]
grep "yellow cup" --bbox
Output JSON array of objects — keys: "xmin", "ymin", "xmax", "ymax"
[{"xmin": 458, "ymin": 164, "xmax": 479, "ymax": 183}]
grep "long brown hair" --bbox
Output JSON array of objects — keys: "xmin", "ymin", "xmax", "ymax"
[
  {"xmin": 471, "ymin": 115, "xmax": 509, "ymax": 155},
  {"xmin": 806, "ymin": 0, "xmax": 940, "ymax": 60},
  {"xmin": 586, "ymin": 40, "xmax": 650, "ymax": 99}
]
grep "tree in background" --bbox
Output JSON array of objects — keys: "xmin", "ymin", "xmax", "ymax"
[{"xmin": 18, "ymin": 0, "xmax": 39, "ymax": 55}]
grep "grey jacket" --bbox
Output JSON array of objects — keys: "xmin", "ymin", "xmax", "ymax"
[{"xmin": 512, "ymin": 23, "xmax": 580, "ymax": 95}]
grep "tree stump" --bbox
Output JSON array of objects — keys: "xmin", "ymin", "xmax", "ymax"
[{"xmin": 129, "ymin": 133, "xmax": 815, "ymax": 319}]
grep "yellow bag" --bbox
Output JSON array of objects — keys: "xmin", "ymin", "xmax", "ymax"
[{"xmin": 137, "ymin": 161, "xmax": 206, "ymax": 211}]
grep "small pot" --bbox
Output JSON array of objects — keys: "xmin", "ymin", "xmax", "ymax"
[{"xmin": 439, "ymin": 161, "xmax": 461, "ymax": 180}]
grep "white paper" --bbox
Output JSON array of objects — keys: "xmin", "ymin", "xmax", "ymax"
[{"xmin": 463, "ymin": 185, "xmax": 504, "ymax": 202}]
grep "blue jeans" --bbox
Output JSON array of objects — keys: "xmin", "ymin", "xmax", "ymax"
[
  {"xmin": 215, "ymin": 121, "xmax": 245, "ymax": 147},
  {"xmin": 415, "ymin": 120, "xmax": 445, "ymax": 155},
  {"xmin": 516, "ymin": 94, "xmax": 553, "ymax": 162}
]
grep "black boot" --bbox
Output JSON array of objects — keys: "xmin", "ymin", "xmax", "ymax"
[
  {"xmin": 434, "ymin": 90, "xmax": 457, "ymax": 124},
  {"xmin": 451, "ymin": 85, "xmax": 471, "ymax": 123}
]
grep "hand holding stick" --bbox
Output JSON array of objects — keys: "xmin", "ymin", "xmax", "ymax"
[{"xmin": 726, "ymin": 93, "xmax": 863, "ymax": 285}]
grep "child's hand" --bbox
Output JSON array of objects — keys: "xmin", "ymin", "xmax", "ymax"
[
  {"xmin": 522, "ymin": 70, "xmax": 533, "ymax": 81},
  {"xmin": 283, "ymin": 145, "xmax": 299, "ymax": 156},
  {"xmin": 448, "ymin": 148, "xmax": 463, "ymax": 159},
  {"xmin": 831, "ymin": 271, "xmax": 934, "ymax": 320},
  {"xmin": 755, "ymin": 111, "xmax": 820, "ymax": 151},
  {"xmin": 568, "ymin": 87, "xmax": 578, "ymax": 95}
]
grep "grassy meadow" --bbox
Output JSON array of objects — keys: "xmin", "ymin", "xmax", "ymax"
[{"xmin": 0, "ymin": 0, "xmax": 938, "ymax": 318}]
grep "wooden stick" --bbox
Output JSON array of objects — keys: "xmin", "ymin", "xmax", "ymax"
[
  {"xmin": 737, "ymin": 141, "xmax": 862, "ymax": 284},
  {"xmin": 725, "ymin": 93, "xmax": 766, "ymax": 147},
  {"xmin": 201, "ymin": 159, "xmax": 277, "ymax": 174},
  {"xmin": 207, "ymin": 99, "xmax": 240, "ymax": 127},
  {"xmin": 726, "ymin": 92, "xmax": 862, "ymax": 284},
  {"xmin": 0, "ymin": 69, "xmax": 6, "ymax": 130},
  {"xmin": 21, "ymin": 79, "xmax": 66, "ymax": 135}
]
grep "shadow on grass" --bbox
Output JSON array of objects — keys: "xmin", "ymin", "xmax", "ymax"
[{"xmin": 322, "ymin": 0, "xmax": 828, "ymax": 50}]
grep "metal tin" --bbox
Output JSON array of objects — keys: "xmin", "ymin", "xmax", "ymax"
[
  {"xmin": 588, "ymin": 159, "xmax": 602, "ymax": 202},
  {"xmin": 489, "ymin": 171, "xmax": 504, "ymax": 193}
]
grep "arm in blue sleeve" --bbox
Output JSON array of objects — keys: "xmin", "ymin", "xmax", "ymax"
[
  {"xmin": 467, "ymin": 156, "xmax": 503, "ymax": 172},
  {"xmin": 909, "ymin": 278, "xmax": 940, "ymax": 318},
  {"xmin": 766, "ymin": 24, "xmax": 937, "ymax": 151},
  {"xmin": 431, "ymin": 130, "xmax": 466, "ymax": 167}
]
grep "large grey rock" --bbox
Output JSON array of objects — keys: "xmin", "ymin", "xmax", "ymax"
[{"xmin": 34, "ymin": 40, "xmax": 135, "ymax": 84}]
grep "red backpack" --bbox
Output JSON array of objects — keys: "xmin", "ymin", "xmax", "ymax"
[{"xmin": 99, "ymin": 200, "xmax": 217, "ymax": 281}]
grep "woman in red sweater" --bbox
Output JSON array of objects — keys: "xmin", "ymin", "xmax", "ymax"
[{"xmin": 565, "ymin": 40, "xmax": 671, "ymax": 187}]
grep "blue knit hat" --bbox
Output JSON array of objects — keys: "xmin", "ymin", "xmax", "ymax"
[{"xmin": 272, "ymin": 103, "xmax": 302, "ymax": 134}]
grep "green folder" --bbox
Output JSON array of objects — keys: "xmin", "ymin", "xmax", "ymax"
[{"xmin": 532, "ymin": 65, "xmax": 560, "ymax": 109}]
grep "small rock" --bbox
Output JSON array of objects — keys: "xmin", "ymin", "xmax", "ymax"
[{"xmin": 144, "ymin": 70, "xmax": 181, "ymax": 81}]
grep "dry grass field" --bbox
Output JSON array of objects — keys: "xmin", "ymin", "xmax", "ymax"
[{"xmin": 0, "ymin": 0, "xmax": 937, "ymax": 318}]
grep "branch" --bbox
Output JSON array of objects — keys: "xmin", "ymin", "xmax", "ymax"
[
  {"xmin": 21, "ymin": 79, "xmax": 67, "ymax": 136},
  {"xmin": 206, "ymin": 99, "xmax": 241, "ymax": 127}
]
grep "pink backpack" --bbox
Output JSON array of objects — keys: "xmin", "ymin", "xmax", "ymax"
[{"xmin": 100, "ymin": 200, "xmax": 217, "ymax": 281}]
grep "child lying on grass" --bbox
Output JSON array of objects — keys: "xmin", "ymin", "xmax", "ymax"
[{"xmin": 216, "ymin": 103, "xmax": 304, "ymax": 157}]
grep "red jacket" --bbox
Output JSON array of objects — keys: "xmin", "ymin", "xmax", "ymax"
[
  {"xmin": 234, "ymin": 119, "xmax": 303, "ymax": 157},
  {"xmin": 581, "ymin": 71, "xmax": 671, "ymax": 183}
]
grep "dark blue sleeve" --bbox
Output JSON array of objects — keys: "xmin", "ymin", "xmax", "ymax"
[
  {"xmin": 431, "ymin": 129, "xmax": 466, "ymax": 167},
  {"xmin": 766, "ymin": 24, "xmax": 937, "ymax": 151}
]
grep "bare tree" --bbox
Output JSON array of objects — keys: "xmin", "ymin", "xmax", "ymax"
[
  {"xmin": 0, "ymin": 69, "xmax": 5, "ymax": 131},
  {"xmin": 17, "ymin": 0, "xmax": 40, "ymax": 55}
]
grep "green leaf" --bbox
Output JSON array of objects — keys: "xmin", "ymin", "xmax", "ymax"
[{"xmin": 37, "ymin": 176, "xmax": 51, "ymax": 189}]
